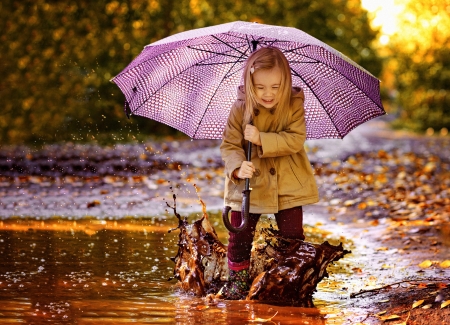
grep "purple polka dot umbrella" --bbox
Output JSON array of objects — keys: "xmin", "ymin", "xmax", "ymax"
[{"xmin": 111, "ymin": 21, "xmax": 385, "ymax": 140}]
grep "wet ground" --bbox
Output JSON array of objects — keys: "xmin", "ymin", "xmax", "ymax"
[{"xmin": 0, "ymin": 117, "xmax": 449, "ymax": 324}]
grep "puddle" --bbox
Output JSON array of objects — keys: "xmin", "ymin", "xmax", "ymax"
[{"xmin": 0, "ymin": 215, "xmax": 360, "ymax": 324}]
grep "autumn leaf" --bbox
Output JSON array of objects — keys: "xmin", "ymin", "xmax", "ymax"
[
  {"xmin": 379, "ymin": 314, "xmax": 400, "ymax": 321},
  {"xmin": 87, "ymin": 200, "xmax": 101, "ymax": 208},
  {"xmin": 417, "ymin": 283, "xmax": 428, "ymax": 289},
  {"xmin": 418, "ymin": 260, "xmax": 432, "ymax": 268},
  {"xmin": 442, "ymin": 300, "xmax": 450, "ymax": 309},
  {"xmin": 439, "ymin": 260, "xmax": 450, "ymax": 268},
  {"xmin": 357, "ymin": 202, "xmax": 368, "ymax": 209},
  {"xmin": 412, "ymin": 300, "xmax": 424, "ymax": 309},
  {"xmin": 352, "ymin": 267, "xmax": 363, "ymax": 274},
  {"xmin": 248, "ymin": 311, "xmax": 278, "ymax": 323}
]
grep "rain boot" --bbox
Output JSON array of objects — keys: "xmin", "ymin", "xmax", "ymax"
[{"xmin": 220, "ymin": 267, "xmax": 250, "ymax": 300}]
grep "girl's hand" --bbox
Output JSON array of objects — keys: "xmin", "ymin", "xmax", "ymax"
[
  {"xmin": 235, "ymin": 161, "xmax": 256, "ymax": 179},
  {"xmin": 244, "ymin": 124, "xmax": 262, "ymax": 146}
]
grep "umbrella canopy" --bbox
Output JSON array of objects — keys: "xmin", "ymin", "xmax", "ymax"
[{"xmin": 111, "ymin": 21, "xmax": 385, "ymax": 140}]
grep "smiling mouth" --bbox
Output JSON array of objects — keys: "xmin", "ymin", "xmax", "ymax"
[{"xmin": 262, "ymin": 99, "xmax": 274, "ymax": 104}]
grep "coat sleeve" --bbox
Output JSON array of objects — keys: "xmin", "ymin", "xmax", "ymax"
[
  {"xmin": 258, "ymin": 91, "xmax": 307, "ymax": 158},
  {"xmin": 220, "ymin": 101, "xmax": 247, "ymax": 183}
]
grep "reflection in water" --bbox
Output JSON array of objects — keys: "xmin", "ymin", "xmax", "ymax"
[{"xmin": 0, "ymin": 218, "xmax": 340, "ymax": 324}]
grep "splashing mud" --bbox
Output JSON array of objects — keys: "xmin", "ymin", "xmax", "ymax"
[{"xmin": 167, "ymin": 193, "xmax": 350, "ymax": 306}]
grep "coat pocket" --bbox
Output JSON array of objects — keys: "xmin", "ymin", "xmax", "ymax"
[{"xmin": 287, "ymin": 157, "xmax": 304, "ymax": 190}]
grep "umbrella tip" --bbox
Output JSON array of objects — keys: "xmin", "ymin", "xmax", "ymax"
[{"xmin": 251, "ymin": 40, "xmax": 258, "ymax": 52}]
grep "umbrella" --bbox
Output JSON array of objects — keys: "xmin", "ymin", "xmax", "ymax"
[{"xmin": 111, "ymin": 21, "xmax": 386, "ymax": 232}]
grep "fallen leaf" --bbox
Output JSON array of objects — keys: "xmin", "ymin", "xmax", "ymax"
[
  {"xmin": 439, "ymin": 260, "xmax": 450, "ymax": 268},
  {"xmin": 418, "ymin": 260, "xmax": 432, "ymax": 268},
  {"xmin": 422, "ymin": 304, "xmax": 432, "ymax": 309},
  {"xmin": 87, "ymin": 200, "xmax": 101, "ymax": 208},
  {"xmin": 195, "ymin": 305, "xmax": 209, "ymax": 311},
  {"xmin": 442, "ymin": 300, "xmax": 450, "ymax": 309},
  {"xmin": 377, "ymin": 310, "xmax": 387, "ymax": 316},
  {"xmin": 248, "ymin": 311, "xmax": 278, "ymax": 323},
  {"xmin": 352, "ymin": 267, "xmax": 363, "ymax": 274},
  {"xmin": 379, "ymin": 314, "xmax": 400, "ymax": 321},
  {"xmin": 412, "ymin": 300, "xmax": 424, "ymax": 309},
  {"xmin": 358, "ymin": 202, "xmax": 368, "ymax": 209}
]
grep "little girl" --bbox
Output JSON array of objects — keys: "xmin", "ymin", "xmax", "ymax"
[{"xmin": 220, "ymin": 47, "xmax": 319, "ymax": 300}]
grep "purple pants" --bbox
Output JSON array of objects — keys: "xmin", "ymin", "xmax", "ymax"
[{"xmin": 227, "ymin": 206, "xmax": 304, "ymax": 269}]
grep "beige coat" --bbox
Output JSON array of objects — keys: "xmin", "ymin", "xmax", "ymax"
[{"xmin": 220, "ymin": 86, "xmax": 319, "ymax": 214}]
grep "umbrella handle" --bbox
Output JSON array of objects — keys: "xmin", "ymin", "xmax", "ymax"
[{"xmin": 222, "ymin": 205, "xmax": 248, "ymax": 233}]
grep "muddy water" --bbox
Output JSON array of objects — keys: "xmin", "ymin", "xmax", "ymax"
[{"xmin": 0, "ymin": 215, "xmax": 357, "ymax": 324}]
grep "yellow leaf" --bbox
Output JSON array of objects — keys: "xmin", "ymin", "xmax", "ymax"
[
  {"xmin": 439, "ymin": 260, "xmax": 450, "ymax": 268},
  {"xmin": 412, "ymin": 300, "xmax": 424, "ymax": 309},
  {"xmin": 441, "ymin": 300, "xmax": 450, "ymax": 309},
  {"xmin": 248, "ymin": 311, "xmax": 278, "ymax": 323},
  {"xmin": 379, "ymin": 314, "xmax": 400, "ymax": 321},
  {"xmin": 377, "ymin": 310, "xmax": 387, "ymax": 316},
  {"xmin": 358, "ymin": 202, "xmax": 368, "ymax": 209},
  {"xmin": 418, "ymin": 260, "xmax": 432, "ymax": 268}
]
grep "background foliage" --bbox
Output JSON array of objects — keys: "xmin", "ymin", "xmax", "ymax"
[
  {"xmin": 1, "ymin": 0, "xmax": 384, "ymax": 144},
  {"xmin": 386, "ymin": 0, "xmax": 450, "ymax": 134}
]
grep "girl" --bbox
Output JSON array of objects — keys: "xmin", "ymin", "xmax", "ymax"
[{"xmin": 220, "ymin": 47, "xmax": 319, "ymax": 300}]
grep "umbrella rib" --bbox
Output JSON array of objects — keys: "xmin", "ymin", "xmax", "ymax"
[
  {"xmin": 211, "ymin": 35, "xmax": 248, "ymax": 56},
  {"xmin": 115, "ymin": 36, "xmax": 246, "ymax": 81},
  {"xmin": 192, "ymin": 47, "xmax": 250, "ymax": 138},
  {"xmin": 196, "ymin": 61, "xmax": 247, "ymax": 66},
  {"xmin": 290, "ymin": 68, "xmax": 344, "ymax": 139},
  {"xmin": 287, "ymin": 45, "xmax": 384, "ymax": 111},
  {"xmin": 129, "ymin": 43, "xmax": 249, "ymax": 117}
]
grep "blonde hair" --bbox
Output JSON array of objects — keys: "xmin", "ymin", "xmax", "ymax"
[{"xmin": 243, "ymin": 47, "xmax": 292, "ymax": 128}]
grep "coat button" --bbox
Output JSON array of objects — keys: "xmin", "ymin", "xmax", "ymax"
[
  {"xmin": 269, "ymin": 168, "xmax": 276, "ymax": 175},
  {"xmin": 254, "ymin": 169, "xmax": 261, "ymax": 177}
]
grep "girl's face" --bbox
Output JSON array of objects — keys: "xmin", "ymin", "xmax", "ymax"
[{"xmin": 252, "ymin": 67, "xmax": 282, "ymax": 109}]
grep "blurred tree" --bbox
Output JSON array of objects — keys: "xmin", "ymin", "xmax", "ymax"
[
  {"xmin": 0, "ymin": 0, "xmax": 381, "ymax": 145},
  {"xmin": 388, "ymin": 0, "xmax": 450, "ymax": 134}
]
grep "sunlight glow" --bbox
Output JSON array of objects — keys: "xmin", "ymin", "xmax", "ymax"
[{"xmin": 361, "ymin": 0, "xmax": 406, "ymax": 43}]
